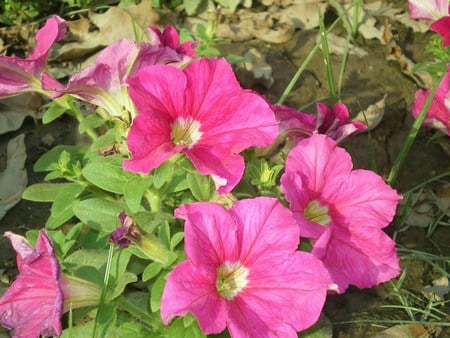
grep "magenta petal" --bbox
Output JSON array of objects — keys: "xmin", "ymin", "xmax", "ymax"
[
  {"xmin": 229, "ymin": 197, "xmax": 299, "ymax": 264},
  {"xmin": 123, "ymin": 108, "xmax": 178, "ymax": 173},
  {"xmin": 283, "ymin": 134, "xmax": 353, "ymax": 194},
  {"xmin": 30, "ymin": 15, "xmax": 67, "ymax": 64},
  {"xmin": 185, "ymin": 146, "xmax": 245, "ymax": 194},
  {"xmin": 0, "ymin": 230, "xmax": 63, "ymax": 337},
  {"xmin": 431, "ymin": 16, "xmax": 450, "ymax": 47},
  {"xmin": 330, "ymin": 169, "xmax": 402, "ymax": 229},
  {"xmin": 313, "ymin": 226, "xmax": 400, "ymax": 292},
  {"xmin": 160, "ymin": 261, "xmax": 228, "ymax": 334},
  {"xmin": 412, "ymin": 68, "xmax": 450, "ymax": 135},
  {"xmin": 175, "ymin": 203, "xmax": 239, "ymax": 270}
]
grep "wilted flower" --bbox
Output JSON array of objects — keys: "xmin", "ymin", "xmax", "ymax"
[
  {"xmin": 0, "ymin": 16, "xmax": 66, "ymax": 98},
  {"xmin": 123, "ymin": 58, "xmax": 278, "ymax": 193},
  {"xmin": 273, "ymin": 102, "xmax": 366, "ymax": 146},
  {"xmin": 412, "ymin": 68, "xmax": 450, "ymax": 135},
  {"xmin": 160, "ymin": 197, "xmax": 332, "ymax": 337},
  {"xmin": 44, "ymin": 25, "xmax": 195, "ymax": 121},
  {"xmin": 281, "ymin": 134, "xmax": 402, "ymax": 293},
  {"xmin": 0, "ymin": 230, "xmax": 100, "ymax": 338},
  {"xmin": 110, "ymin": 212, "xmax": 172, "ymax": 265},
  {"xmin": 147, "ymin": 25, "xmax": 197, "ymax": 60}
]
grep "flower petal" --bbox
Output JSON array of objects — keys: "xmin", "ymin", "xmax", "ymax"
[
  {"xmin": 408, "ymin": 0, "xmax": 449, "ymax": 20},
  {"xmin": 283, "ymin": 134, "xmax": 352, "ymax": 204},
  {"xmin": 160, "ymin": 261, "xmax": 228, "ymax": 334},
  {"xmin": 229, "ymin": 197, "xmax": 299, "ymax": 265},
  {"xmin": 0, "ymin": 230, "xmax": 63, "ymax": 337},
  {"xmin": 431, "ymin": 16, "xmax": 450, "ymax": 47},
  {"xmin": 236, "ymin": 251, "xmax": 331, "ymax": 335},
  {"xmin": 312, "ymin": 226, "xmax": 400, "ymax": 292},
  {"xmin": 175, "ymin": 202, "xmax": 239, "ymax": 270},
  {"xmin": 329, "ymin": 169, "xmax": 402, "ymax": 229}
]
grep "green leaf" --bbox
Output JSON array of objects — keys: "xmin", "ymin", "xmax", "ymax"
[
  {"xmin": 186, "ymin": 172, "xmax": 215, "ymax": 201},
  {"xmin": 184, "ymin": 0, "xmax": 202, "ymax": 15},
  {"xmin": 150, "ymin": 273, "xmax": 166, "ymax": 312},
  {"xmin": 112, "ymin": 271, "xmax": 137, "ymax": 299},
  {"xmin": 42, "ymin": 102, "xmax": 67, "ymax": 124},
  {"xmin": 124, "ymin": 175, "xmax": 153, "ymax": 213},
  {"xmin": 89, "ymin": 128, "xmax": 122, "ymax": 153},
  {"xmin": 65, "ymin": 249, "xmax": 109, "ymax": 271},
  {"xmin": 34, "ymin": 145, "xmax": 88, "ymax": 172},
  {"xmin": 45, "ymin": 183, "xmax": 85, "ymax": 229},
  {"xmin": 82, "ymin": 157, "xmax": 132, "ymax": 194},
  {"xmin": 153, "ymin": 160, "xmax": 174, "ymax": 189},
  {"xmin": 73, "ymin": 198, "xmax": 124, "ymax": 232},
  {"xmin": 170, "ymin": 232, "xmax": 184, "ymax": 250},
  {"xmin": 22, "ymin": 183, "xmax": 75, "ymax": 202},
  {"xmin": 142, "ymin": 262, "xmax": 162, "ymax": 281},
  {"xmin": 79, "ymin": 113, "xmax": 105, "ymax": 134},
  {"xmin": 159, "ymin": 221, "xmax": 170, "ymax": 249}
]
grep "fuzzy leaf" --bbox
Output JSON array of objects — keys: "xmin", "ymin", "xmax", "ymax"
[{"xmin": 73, "ymin": 198, "xmax": 124, "ymax": 232}]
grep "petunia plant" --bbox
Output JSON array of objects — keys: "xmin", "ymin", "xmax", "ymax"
[{"xmin": 1, "ymin": 3, "xmax": 446, "ymax": 337}]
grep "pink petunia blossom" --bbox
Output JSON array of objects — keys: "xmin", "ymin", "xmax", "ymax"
[
  {"xmin": 430, "ymin": 16, "xmax": 450, "ymax": 47},
  {"xmin": 0, "ymin": 16, "xmax": 66, "ymax": 98},
  {"xmin": 412, "ymin": 68, "xmax": 450, "ymax": 135},
  {"xmin": 0, "ymin": 230, "xmax": 100, "ymax": 338},
  {"xmin": 124, "ymin": 58, "xmax": 279, "ymax": 193},
  {"xmin": 147, "ymin": 25, "xmax": 197, "ymax": 58},
  {"xmin": 281, "ymin": 134, "xmax": 402, "ymax": 293},
  {"xmin": 44, "ymin": 25, "xmax": 196, "ymax": 121},
  {"xmin": 160, "ymin": 197, "xmax": 332, "ymax": 337},
  {"xmin": 273, "ymin": 102, "xmax": 366, "ymax": 145},
  {"xmin": 408, "ymin": 0, "xmax": 449, "ymax": 20}
]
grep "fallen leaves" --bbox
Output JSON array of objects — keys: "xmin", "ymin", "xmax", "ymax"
[{"xmin": 0, "ymin": 134, "xmax": 27, "ymax": 220}]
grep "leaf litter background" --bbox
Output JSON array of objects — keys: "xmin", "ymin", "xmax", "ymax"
[{"xmin": 0, "ymin": 0, "xmax": 449, "ymax": 337}]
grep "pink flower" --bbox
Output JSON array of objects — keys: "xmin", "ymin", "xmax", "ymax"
[
  {"xmin": 273, "ymin": 102, "xmax": 366, "ymax": 145},
  {"xmin": 148, "ymin": 25, "xmax": 197, "ymax": 58},
  {"xmin": 0, "ymin": 230, "xmax": 63, "ymax": 337},
  {"xmin": 412, "ymin": 68, "xmax": 450, "ymax": 135},
  {"xmin": 430, "ymin": 16, "xmax": 450, "ymax": 47},
  {"xmin": 44, "ymin": 36, "xmax": 183, "ymax": 120},
  {"xmin": 124, "ymin": 58, "xmax": 278, "ymax": 193},
  {"xmin": 281, "ymin": 134, "xmax": 402, "ymax": 293},
  {"xmin": 408, "ymin": 0, "xmax": 449, "ymax": 20},
  {"xmin": 0, "ymin": 16, "xmax": 66, "ymax": 98},
  {"xmin": 0, "ymin": 230, "xmax": 101, "ymax": 338},
  {"xmin": 160, "ymin": 197, "xmax": 332, "ymax": 337}
]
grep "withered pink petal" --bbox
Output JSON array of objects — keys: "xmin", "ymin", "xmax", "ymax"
[{"xmin": 0, "ymin": 230, "xmax": 63, "ymax": 337}]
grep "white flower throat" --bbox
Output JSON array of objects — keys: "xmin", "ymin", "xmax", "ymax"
[
  {"xmin": 216, "ymin": 262, "xmax": 249, "ymax": 300},
  {"xmin": 304, "ymin": 200, "xmax": 331, "ymax": 225},
  {"xmin": 171, "ymin": 117, "xmax": 202, "ymax": 148}
]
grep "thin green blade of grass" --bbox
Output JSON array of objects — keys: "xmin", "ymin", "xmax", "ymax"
[
  {"xmin": 277, "ymin": 15, "xmax": 343, "ymax": 105},
  {"xmin": 92, "ymin": 244, "xmax": 114, "ymax": 338},
  {"xmin": 318, "ymin": 5, "xmax": 337, "ymax": 103},
  {"xmin": 387, "ymin": 80, "xmax": 440, "ymax": 185}
]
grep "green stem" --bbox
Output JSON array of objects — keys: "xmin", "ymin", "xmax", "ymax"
[
  {"xmin": 145, "ymin": 189, "xmax": 161, "ymax": 212},
  {"xmin": 277, "ymin": 14, "xmax": 342, "ymax": 105},
  {"xmin": 387, "ymin": 80, "xmax": 440, "ymax": 185},
  {"xmin": 93, "ymin": 244, "xmax": 114, "ymax": 338},
  {"xmin": 115, "ymin": 295, "xmax": 163, "ymax": 333},
  {"xmin": 318, "ymin": 5, "xmax": 337, "ymax": 103}
]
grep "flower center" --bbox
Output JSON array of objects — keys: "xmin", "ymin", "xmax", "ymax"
[
  {"xmin": 304, "ymin": 200, "xmax": 331, "ymax": 225},
  {"xmin": 171, "ymin": 117, "xmax": 202, "ymax": 148},
  {"xmin": 216, "ymin": 262, "xmax": 249, "ymax": 300}
]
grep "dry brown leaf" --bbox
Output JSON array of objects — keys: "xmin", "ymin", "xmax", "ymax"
[
  {"xmin": 372, "ymin": 323, "xmax": 442, "ymax": 338},
  {"xmin": 279, "ymin": 1, "xmax": 328, "ymax": 30},
  {"xmin": 0, "ymin": 134, "xmax": 27, "ymax": 220},
  {"xmin": 318, "ymin": 32, "xmax": 368, "ymax": 57},
  {"xmin": 422, "ymin": 276, "xmax": 450, "ymax": 301},
  {"xmin": 0, "ymin": 93, "xmax": 42, "ymax": 135},
  {"xmin": 56, "ymin": 0, "xmax": 159, "ymax": 60},
  {"xmin": 353, "ymin": 94, "xmax": 387, "ymax": 131},
  {"xmin": 238, "ymin": 48, "xmax": 274, "ymax": 89}
]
